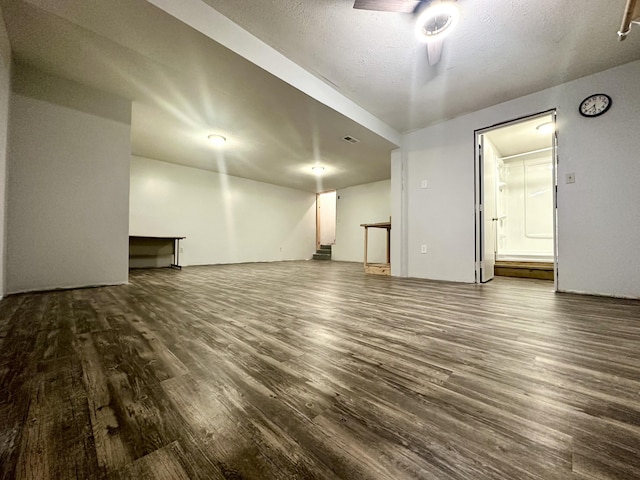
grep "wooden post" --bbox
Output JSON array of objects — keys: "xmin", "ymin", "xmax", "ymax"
[
  {"xmin": 386, "ymin": 228, "xmax": 391, "ymax": 264},
  {"xmin": 363, "ymin": 226, "xmax": 369, "ymax": 267}
]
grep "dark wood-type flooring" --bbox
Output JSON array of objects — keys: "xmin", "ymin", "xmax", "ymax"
[{"xmin": 1, "ymin": 261, "xmax": 640, "ymax": 479}]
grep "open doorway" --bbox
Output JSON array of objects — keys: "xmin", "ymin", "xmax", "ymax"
[
  {"xmin": 316, "ymin": 190, "xmax": 336, "ymax": 251},
  {"xmin": 475, "ymin": 111, "xmax": 557, "ymax": 287}
]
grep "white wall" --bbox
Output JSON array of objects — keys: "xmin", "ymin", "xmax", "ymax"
[
  {"xmin": 6, "ymin": 64, "xmax": 131, "ymax": 294},
  {"xmin": 403, "ymin": 123, "xmax": 476, "ymax": 282},
  {"xmin": 332, "ymin": 179, "xmax": 390, "ymax": 263},
  {"xmin": 0, "ymin": 8, "xmax": 10, "ymax": 297},
  {"xmin": 397, "ymin": 59, "xmax": 640, "ymax": 298},
  {"xmin": 130, "ymin": 155, "xmax": 316, "ymax": 265}
]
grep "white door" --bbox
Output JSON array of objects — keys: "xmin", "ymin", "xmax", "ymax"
[
  {"xmin": 552, "ymin": 115, "xmax": 559, "ymax": 292},
  {"xmin": 480, "ymin": 135, "xmax": 497, "ymax": 282},
  {"xmin": 317, "ymin": 191, "xmax": 336, "ymax": 246}
]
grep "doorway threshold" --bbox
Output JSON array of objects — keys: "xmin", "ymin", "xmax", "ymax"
[{"xmin": 494, "ymin": 261, "xmax": 554, "ymax": 281}]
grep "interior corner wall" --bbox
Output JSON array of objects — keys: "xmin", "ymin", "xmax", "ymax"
[
  {"xmin": 129, "ymin": 156, "xmax": 316, "ymax": 266},
  {"xmin": 0, "ymin": 8, "xmax": 10, "ymax": 298},
  {"xmin": 400, "ymin": 59, "xmax": 640, "ymax": 298},
  {"xmin": 6, "ymin": 64, "xmax": 132, "ymax": 294},
  {"xmin": 332, "ymin": 179, "xmax": 390, "ymax": 263}
]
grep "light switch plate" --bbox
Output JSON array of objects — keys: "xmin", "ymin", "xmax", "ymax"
[{"xmin": 421, "ymin": 179, "xmax": 428, "ymax": 189}]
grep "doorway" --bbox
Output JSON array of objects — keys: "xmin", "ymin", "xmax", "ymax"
[
  {"xmin": 316, "ymin": 190, "xmax": 337, "ymax": 250},
  {"xmin": 475, "ymin": 111, "xmax": 557, "ymax": 287}
]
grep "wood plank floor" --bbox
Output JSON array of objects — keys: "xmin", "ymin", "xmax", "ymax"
[{"xmin": 1, "ymin": 261, "xmax": 640, "ymax": 480}]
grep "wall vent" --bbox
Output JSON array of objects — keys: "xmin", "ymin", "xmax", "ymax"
[{"xmin": 342, "ymin": 135, "xmax": 360, "ymax": 144}]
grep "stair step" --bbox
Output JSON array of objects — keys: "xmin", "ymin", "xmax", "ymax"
[
  {"xmin": 495, "ymin": 261, "xmax": 553, "ymax": 270},
  {"xmin": 312, "ymin": 253, "xmax": 332, "ymax": 261},
  {"xmin": 495, "ymin": 261, "xmax": 554, "ymax": 280},
  {"xmin": 320, "ymin": 244, "xmax": 332, "ymax": 250}
]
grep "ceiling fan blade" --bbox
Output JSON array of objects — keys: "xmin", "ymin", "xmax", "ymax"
[
  {"xmin": 353, "ymin": 0, "xmax": 422, "ymax": 13},
  {"xmin": 427, "ymin": 39, "xmax": 443, "ymax": 66}
]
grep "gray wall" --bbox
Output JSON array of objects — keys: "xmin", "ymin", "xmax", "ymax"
[{"xmin": 6, "ymin": 64, "xmax": 131, "ymax": 293}]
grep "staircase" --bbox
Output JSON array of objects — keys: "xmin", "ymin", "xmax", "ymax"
[{"xmin": 312, "ymin": 244, "xmax": 332, "ymax": 261}]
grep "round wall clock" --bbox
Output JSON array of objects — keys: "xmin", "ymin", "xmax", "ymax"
[{"xmin": 579, "ymin": 94, "xmax": 612, "ymax": 117}]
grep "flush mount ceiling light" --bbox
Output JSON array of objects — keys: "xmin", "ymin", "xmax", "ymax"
[
  {"xmin": 208, "ymin": 134, "xmax": 227, "ymax": 146},
  {"xmin": 415, "ymin": 1, "xmax": 460, "ymax": 42},
  {"xmin": 536, "ymin": 122, "xmax": 555, "ymax": 134},
  {"xmin": 311, "ymin": 165, "xmax": 325, "ymax": 175}
]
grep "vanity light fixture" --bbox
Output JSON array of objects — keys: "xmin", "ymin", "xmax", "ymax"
[
  {"xmin": 208, "ymin": 134, "xmax": 227, "ymax": 145},
  {"xmin": 536, "ymin": 122, "xmax": 554, "ymax": 134}
]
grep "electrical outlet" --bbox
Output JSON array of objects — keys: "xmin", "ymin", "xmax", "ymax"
[
  {"xmin": 421, "ymin": 179, "xmax": 428, "ymax": 189},
  {"xmin": 421, "ymin": 244, "xmax": 427, "ymax": 254},
  {"xmin": 565, "ymin": 173, "xmax": 575, "ymax": 184},
  {"xmin": 180, "ymin": 247, "xmax": 184, "ymax": 253}
]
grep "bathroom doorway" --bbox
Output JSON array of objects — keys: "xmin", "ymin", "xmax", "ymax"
[{"xmin": 476, "ymin": 111, "xmax": 557, "ymax": 286}]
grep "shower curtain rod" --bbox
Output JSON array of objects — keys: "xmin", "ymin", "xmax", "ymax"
[{"xmin": 499, "ymin": 147, "xmax": 552, "ymax": 161}]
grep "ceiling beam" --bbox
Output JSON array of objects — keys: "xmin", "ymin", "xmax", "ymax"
[{"xmin": 146, "ymin": 0, "xmax": 401, "ymax": 146}]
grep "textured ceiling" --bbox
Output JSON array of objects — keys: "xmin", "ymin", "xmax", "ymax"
[
  {"xmin": 202, "ymin": 0, "xmax": 640, "ymax": 133},
  {"xmin": 2, "ymin": 0, "xmax": 639, "ymax": 193}
]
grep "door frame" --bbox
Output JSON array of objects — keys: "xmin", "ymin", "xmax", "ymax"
[
  {"xmin": 474, "ymin": 109, "xmax": 558, "ymax": 289},
  {"xmin": 316, "ymin": 193, "xmax": 321, "ymax": 251}
]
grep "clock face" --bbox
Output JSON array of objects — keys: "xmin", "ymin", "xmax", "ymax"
[{"xmin": 579, "ymin": 94, "xmax": 611, "ymax": 117}]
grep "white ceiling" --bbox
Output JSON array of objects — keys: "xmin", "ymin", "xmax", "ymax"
[{"xmin": 2, "ymin": 0, "xmax": 640, "ymax": 193}]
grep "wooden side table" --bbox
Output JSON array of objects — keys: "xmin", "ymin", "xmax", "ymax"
[{"xmin": 360, "ymin": 221, "xmax": 391, "ymax": 275}]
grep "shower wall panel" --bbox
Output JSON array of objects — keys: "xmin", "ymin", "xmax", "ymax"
[{"xmin": 499, "ymin": 153, "xmax": 554, "ymax": 260}]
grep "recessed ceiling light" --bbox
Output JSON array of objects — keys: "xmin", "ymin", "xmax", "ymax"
[
  {"xmin": 312, "ymin": 165, "xmax": 325, "ymax": 175},
  {"xmin": 415, "ymin": 2, "xmax": 460, "ymax": 42},
  {"xmin": 536, "ymin": 122, "xmax": 554, "ymax": 134},
  {"xmin": 208, "ymin": 134, "xmax": 227, "ymax": 145}
]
